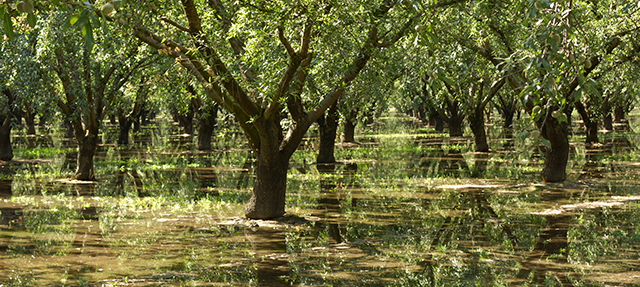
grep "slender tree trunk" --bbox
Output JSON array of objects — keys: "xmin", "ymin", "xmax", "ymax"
[
  {"xmin": 540, "ymin": 117, "xmax": 569, "ymax": 182},
  {"xmin": 0, "ymin": 116, "xmax": 13, "ymax": 161},
  {"xmin": 469, "ymin": 107, "xmax": 489, "ymax": 152},
  {"xmin": 316, "ymin": 102, "xmax": 338, "ymax": 164},
  {"xmin": 75, "ymin": 129, "xmax": 99, "ymax": 180},
  {"xmin": 342, "ymin": 117, "xmax": 356, "ymax": 143},
  {"xmin": 602, "ymin": 99, "xmax": 613, "ymax": 131}
]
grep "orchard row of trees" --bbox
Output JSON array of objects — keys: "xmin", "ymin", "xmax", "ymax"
[{"xmin": 1, "ymin": 0, "xmax": 639, "ymax": 218}]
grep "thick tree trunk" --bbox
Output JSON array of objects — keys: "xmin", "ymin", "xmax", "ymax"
[
  {"xmin": 197, "ymin": 105, "xmax": 218, "ymax": 151},
  {"xmin": 540, "ymin": 117, "xmax": 569, "ymax": 182},
  {"xmin": 244, "ymin": 152, "xmax": 289, "ymax": 219},
  {"xmin": 0, "ymin": 117, "xmax": 13, "ymax": 161},
  {"xmin": 316, "ymin": 102, "xmax": 338, "ymax": 164},
  {"xmin": 469, "ymin": 108, "xmax": 489, "ymax": 152},
  {"xmin": 75, "ymin": 130, "xmax": 99, "ymax": 180}
]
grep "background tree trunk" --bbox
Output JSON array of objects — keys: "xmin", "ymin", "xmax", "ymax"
[
  {"xmin": 447, "ymin": 113, "xmax": 465, "ymax": 137},
  {"xmin": 197, "ymin": 105, "xmax": 218, "ymax": 151},
  {"xmin": 117, "ymin": 115, "xmax": 132, "ymax": 146},
  {"xmin": 469, "ymin": 108, "xmax": 489, "ymax": 152},
  {"xmin": 342, "ymin": 117, "xmax": 356, "ymax": 143},
  {"xmin": 74, "ymin": 129, "xmax": 99, "ymax": 180},
  {"xmin": 316, "ymin": 102, "xmax": 338, "ymax": 164},
  {"xmin": 0, "ymin": 117, "xmax": 13, "ymax": 161},
  {"xmin": 540, "ymin": 117, "xmax": 569, "ymax": 182},
  {"xmin": 575, "ymin": 101, "xmax": 599, "ymax": 144}
]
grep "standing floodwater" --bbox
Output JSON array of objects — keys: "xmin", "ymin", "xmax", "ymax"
[{"xmin": 1, "ymin": 113, "xmax": 640, "ymax": 286}]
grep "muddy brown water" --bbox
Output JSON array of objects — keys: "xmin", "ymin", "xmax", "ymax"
[{"xmin": 1, "ymin": 116, "xmax": 640, "ymax": 286}]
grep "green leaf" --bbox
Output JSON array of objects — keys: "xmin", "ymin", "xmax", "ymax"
[
  {"xmin": 69, "ymin": 15, "xmax": 79, "ymax": 25},
  {"xmin": 83, "ymin": 23, "xmax": 94, "ymax": 51},
  {"xmin": 540, "ymin": 138, "xmax": 551, "ymax": 148},
  {"xmin": 27, "ymin": 13, "xmax": 36, "ymax": 28},
  {"xmin": 3, "ymin": 9, "xmax": 15, "ymax": 40}
]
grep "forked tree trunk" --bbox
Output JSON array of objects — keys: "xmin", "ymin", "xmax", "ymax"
[
  {"xmin": 575, "ymin": 101, "xmax": 599, "ymax": 144},
  {"xmin": 244, "ymin": 151, "xmax": 289, "ymax": 219},
  {"xmin": 540, "ymin": 116, "xmax": 569, "ymax": 182},
  {"xmin": 469, "ymin": 108, "xmax": 489, "ymax": 152},
  {"xmin": 75, "ymin": 129, "xmax": 99, "ymax": 180},
  {"xmin": 0, "ymin": 117, "xmax": 13, "ymax": 161},
  {"xmin": 316, "ymin": 102, "xmax": 338, "ymax": 164}
]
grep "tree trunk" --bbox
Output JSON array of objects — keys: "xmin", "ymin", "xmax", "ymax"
[
  {"xmin": 244, "ymin": 151, "xmax": 289, "ymax": 219},
  {"xmin": 540, "ymin": 117, "xmax": 569, "ymax": 182},
  {"xmin": 197, "ymin": 105, "xmax": 218, "ymax": 151},
  {"xmin": 24, "ymin": 112, "xmax": 36, "ymax": 135},
  {"xmin": 585, "ymin": 120, "xmax": 599, "ymax": 144},
  {"xmin": 613, "ymin": 105, "xmax": 625, "ymax": 123},
  {"xmin": 117, "ymin": 115, "xmax": 132, "ymax": 146},
  {"xmin": 342, "ymin": 117, "xmax": 356, "ymax": 143},
  {"xmin": 469, "ymin": 108, "xmax": 489, "ymax": 152},
  {"xmin": 602, "ymin": 99, "xmax": 613, "ymax": 131},
  {"xmin": 75, "ymin": 129, "xmax": 99, "ymax": 180},
  {"xmin": 448, "ymin": 113, "xmax": 465, "ymax": 137},
  {"xmin": 63, "ymin": 119, "xmax": 74, "ymax": 139},
  {"xmin": 574, "ymin": 101, "xmax": 599, "ymax": 144},
  {"xmin": 316, "ymin": 102, "xmax": 338, "ymax": 164},
  {"xmin": 0, "ymin": 117, "xmax": 13, "ymax": 161}
]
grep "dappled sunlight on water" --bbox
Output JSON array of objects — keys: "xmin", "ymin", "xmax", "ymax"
[{"xmin": 1, "ymin": 115, "xmax": 640, "ymax": 286}]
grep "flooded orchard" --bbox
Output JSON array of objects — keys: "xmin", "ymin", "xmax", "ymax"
[{"xmin": 1, "ymin": 113, "xmax": 640, "ymax": 287}]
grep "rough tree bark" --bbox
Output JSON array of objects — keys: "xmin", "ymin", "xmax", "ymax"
[{"xmin": 540, "ymin": 112, "xmax": 570, "ymax": 182}]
